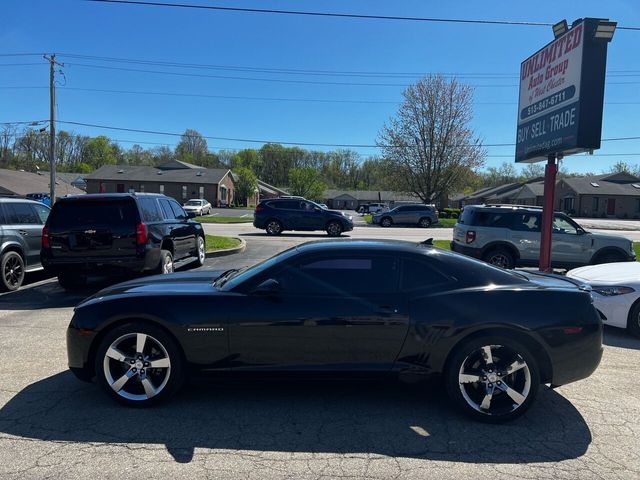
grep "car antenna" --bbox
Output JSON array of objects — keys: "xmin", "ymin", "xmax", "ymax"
[{"xmin": 421, "ymin": 238, "xmax": 434, "ymax": 245}]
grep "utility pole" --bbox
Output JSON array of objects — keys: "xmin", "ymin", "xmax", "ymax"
[{"xmin": 43, "ymin": 54, "xmax": 63, "ymax": 204}]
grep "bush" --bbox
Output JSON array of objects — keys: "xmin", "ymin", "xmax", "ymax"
[{"xmin": 438, "ymin": 207, "xmax": 460, "ymax": 219}]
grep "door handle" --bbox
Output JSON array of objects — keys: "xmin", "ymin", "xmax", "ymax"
[{"xmin": 19, "ymin": 230, "xmax": 28, "ymax": 235}]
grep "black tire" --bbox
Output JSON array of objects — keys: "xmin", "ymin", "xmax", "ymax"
[
  {"xmin": 418, "ymin": 217, "xmax": 432, "ymax": 228},
  {"xmin": 193, "ymin": 236, "xmax": 206, "ymax": 267},
  {"xmin": 483, "ymin": 247, "xmax": 515, "ymax": 269},
  {"xmin": 154, "ymin": 250, "xmax": 174, "ymax": 275},
  {"xmin": 445, "ymin": 335, "xmax": 540, "ymax": 423},
  {"xmin": 380, "ymin": 217, "xmax": 393, "ymax": 228},
  {"xmin": 594, "ymin": 251, "xmax": 626, "ymax": 265},
  {"xmin": 627, "ymin": 301, "xmax": 640, "ymax": 338},
  {"xmin": 57, "ymin": 272, "xmax": 87, "ymax": 290},
  {"xmin": 326, "ymin": 221, "xmax": 343, "ymax": 237},
  {"xmin": 95, "ymin": 322, "xmax": 183, "ymax": 407},
  {"xmin": 1, "ymin": 251, "xmax": 25, "ymax": 291},
  {"xmin": 265, "ymin": 219, "xmax": 283, "ymax": 236}
]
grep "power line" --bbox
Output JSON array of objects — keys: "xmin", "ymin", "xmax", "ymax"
[
  {"xmin": 83, "ymin": 0, "xmax": 640, "ymax": 31},
  {"xmin": 54, "ymin": 119, "xmax": 640, "ymax": 148},
  {"xmin": 0, "ymin": 63, "xmax": 45, "ymax": 67}
]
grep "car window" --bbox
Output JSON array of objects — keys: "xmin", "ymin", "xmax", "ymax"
[
  {"xmin": 274, "ymin": 255, "xmax": 399, "ymax": 296},
  {"xmin": 0, "ymin": 205, "xmax": 6, "ymax": 224},
  {"xmin": 553, "ymin": 215, "xmax": 578, "ymax": 235},
  {"xmin": 474, "ymin": 211, "xmax": 513, "ymax": 228},
  {"xmin": 169, "ymin": 200, "xmax": 188, "ymax": 219},
  {"xmin": 401, "ymin": 257, "xmax": 451, "ymax": 291},
  {"xmin": 158, "ymin": 199, "xmax": 175, "ymax": 219},
  {"xmin": 31, "ymin": 204, "xmax": 50, "ymax": 224},
  {"xmin": 512, "ymin": 213, "xmax": 541, "ymax": 232},
  {"xmin": 49, "ymin": 200, "xmax": 138, "ymax": 228},
  {"xmin": 4, "ymin": 202, "xmax": 39, "ymax": 224},
  {"xmin": 395, "ymin": 206, "xmax": 408, "ymax": 212},
  {"xmin": 301, "ymin": 201, "xmax": 316, "ymax": 212},
  {"xmin": 275, "ymin": 200, "xmax": 302, "ymax": 210},
  {"xmin": 138, "ymin": 198, "xmax": 163, "ymax": 222}
]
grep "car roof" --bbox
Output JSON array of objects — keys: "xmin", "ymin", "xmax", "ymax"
[
  {"xmin": 56, "ymin": 193, "xmax": 165, "ymax": 202},
  {"xmin": 0, "ymin": 197, "xmax": 49, "ymax": 206},
  {"xmin": 465, "ymin": 204, "xmax": 543, "ymax": 213},
  {"xmin": 294, "ymin": 238, "xmax": 444, "ymax": 256}
]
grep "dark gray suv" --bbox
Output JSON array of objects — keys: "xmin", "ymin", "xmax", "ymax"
[{"xmin": 0, "ymin": 198, "xmax": 51, "ymax": 291}]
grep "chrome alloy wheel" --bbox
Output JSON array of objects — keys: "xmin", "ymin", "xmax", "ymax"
[
  {"xmin": 266, "ymin": 220, "xmax": 282, "ymax": 235},
  {"xmin": 103, "ymin": 333, "xmax": 172, "ymax": 401},
  {"xmin": 458, "ymin": 344, "xmax": 531, "ymax": 416},
  {"xmin": 488, "ymin": 253, "xmax": 510, "ymax": 269},
  {"xmin": 197, "ymin": 236, "xmax": 206, "ymax": 263},
  {"xmin": 162, "ymin": 255, "xmax": 174, "ymax": 274}
]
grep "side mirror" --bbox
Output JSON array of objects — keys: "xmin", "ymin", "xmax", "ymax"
[
  {"xmin": 577, "ymin": 227, "xmax": 586, "ymax": 235},
  {"xmin": 251, "ymin": 278, "xmax": 281, "ymax": 296},
  {"xmin": 187, "ymin": 211, "xmax": 197, "ymax": 218}
]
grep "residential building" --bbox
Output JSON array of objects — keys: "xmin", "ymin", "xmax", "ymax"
[
  {"xmin": 84, "ymin": 161, "xmax": 235, "ymax": 206},
  {"xmin": 323, "ymin": 190, "xmax": 423, "ymax": 210},
  {"xmin": 0, "ymin": 168, "xmax": 85, "ymax": 197}
]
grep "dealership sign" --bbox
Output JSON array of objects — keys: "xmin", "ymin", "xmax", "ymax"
[{"xmin": 516, "ymin": 18, "xmax": 610, "ymax": 163}]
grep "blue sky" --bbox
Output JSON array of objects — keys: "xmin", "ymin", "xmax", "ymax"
[{"xmin": 1, "ymin": 0, "xmax": 639, "ymax": 173}]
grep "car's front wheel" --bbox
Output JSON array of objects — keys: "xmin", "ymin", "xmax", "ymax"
[
  {"xmin": 627, "ymin": 301, "xmax": 640, "ymax": 338},
  {"xmin": 1, "ymin": 251, "xmax": 25, "ymax": 291},
  {"xmin": 380, "ymin": 217, "xmax": 392, "ymax": 228},
  {"xmin": 95, "ymin": 323, "xmax": 183, "ymax": 407},
  {"xmin": 326, "ymin": 221, "xmax": 343, "ymax": 237},
  {"xmin": 445, "ymin": 336, "xmax": 540, "ymax": 423}
]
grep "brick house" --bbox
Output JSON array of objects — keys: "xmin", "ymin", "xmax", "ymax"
[{"xmin": 84, "ymin": 160, "xmax": 235, "ymax": 207}]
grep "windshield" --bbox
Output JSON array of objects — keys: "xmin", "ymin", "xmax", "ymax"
[
  {"xmin": 216, "ymin": 245, "xmax": 300, "ymax": 291},
  {"xmin": 186, "ymin": 200, "xmax": 202, "ymax": 206}
]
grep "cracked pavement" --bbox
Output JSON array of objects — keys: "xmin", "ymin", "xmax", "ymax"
[{"xmin": 1, "ymin": 246, "xmax": 639, "ymax": 479}]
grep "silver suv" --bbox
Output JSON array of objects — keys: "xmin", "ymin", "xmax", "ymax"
[
  {"xmin": 373, "ymin": 204, "xmax": 439, "ymax": 228},
  {"xmin": 0, "ymin": 198, "xmax": 51, "ymax": 290},
  {"xmin": 451, "ymin": 204, "xmax": 635, "ymax": 269}
]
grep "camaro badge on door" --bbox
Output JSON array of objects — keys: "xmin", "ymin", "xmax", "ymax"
[{"xmin": 187, "ymin": 327, "xmax": 224, "ymax": 332}]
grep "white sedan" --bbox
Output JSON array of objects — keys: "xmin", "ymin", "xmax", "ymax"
[
  {"xmin": 567, "ymin": 262, "xmax": 640, "ymax": 338},
  {"xmin": 183, "ymin": 199, "xmax": 211, "ymax": 216}
]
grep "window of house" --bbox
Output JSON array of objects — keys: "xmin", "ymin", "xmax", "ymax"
[
  {"xmin": 563, "ymin": 197, "xmax": 575, "ymax": 212},
  {"xmin": 593, "ymin": 197, "xmax": 599, "ymax": 212},
  {"xmin": 220, "ymin": 186, "xmax": 227, "ymax": 202},
  {"xmin": 159, "ymin": 184, "xmax": 164, "ymax": 194},
  {"xmin": 99, "ymin": 182, "xmax": 107, "ymax": 193},
  {"xmin": 182, "ymin": 185, "xmax": 187, "ymax": 199},
  {"xmin": 199, "ymin": 186, "xmax": 204, "ymax": 199},
  {"xmin": 139, "ymin": 184, "xmax": 145, "ymax": 193},
  {"xmin": 116, "ymin": 183, "xmax": 125, "ymax": 193}
]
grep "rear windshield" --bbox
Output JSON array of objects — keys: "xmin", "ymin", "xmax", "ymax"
[{"xmin": 49, "ymin": 199, "xmax": 138, "ymax": 229}]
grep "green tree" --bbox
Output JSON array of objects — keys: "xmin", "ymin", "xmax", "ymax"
[
  {"xmin": 175, "ymin": 129, "xmax": 208, "ymax": 165},
  {"xmin": 288, "ymin": 167, "xmax": 326, "ymax": 201},
  {"xmin": 83, "ymin": 136, "xmax": 117, "ymax": 168},
  {"xmin": 234, "ymin": 167, "xmax": 258, "ymax": 206}
]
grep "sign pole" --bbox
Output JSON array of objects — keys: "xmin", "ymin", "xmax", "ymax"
[{"xmin": 539, "ymin": 154, "xmax": 557, "ymax": 272}]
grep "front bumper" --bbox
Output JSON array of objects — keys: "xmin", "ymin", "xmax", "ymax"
[{"xmin": 67, "ymin": 324, "xmax": 96, "ymax": 380}]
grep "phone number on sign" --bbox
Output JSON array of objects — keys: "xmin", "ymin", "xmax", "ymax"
[{"xmin": 526, "ymin": 90, "xmax": 568, "ymax": 116}]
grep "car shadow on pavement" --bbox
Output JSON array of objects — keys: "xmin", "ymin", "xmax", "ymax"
[
  {"xmin": 603, "ymin": 326, "xmax": 640, "ymax": 350},
  {"xmin": 0, "ymin": 372, "xmax": 591, "ymax": 465},
  {"xmin": 240, "ymin": 233, "xmax": 351, "ymax": 238}
]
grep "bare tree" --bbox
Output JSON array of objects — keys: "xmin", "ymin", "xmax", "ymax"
[
  {"xmin": 175, "ymin": 129, "xmax": 208, "ymax": 164},
  {"xmin": 377, "ymin": 75, "xmax": 485, "ymax": 202},
  {"xmin": 0, "ymin": 125, "xmax": 16, "ymax": 166}
]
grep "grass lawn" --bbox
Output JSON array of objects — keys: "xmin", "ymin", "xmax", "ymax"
[
  {"xmin": 204, "ymin": 234, "xmax": 242, "ymax": 252},
  {"xmin": 196, "ymin": 216, "xmax": 253, "ymax": 223}
]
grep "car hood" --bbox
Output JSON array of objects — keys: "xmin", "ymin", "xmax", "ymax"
[
  {"xmin": 76, "ymin": 270, "xmax": 228, "ymax": 308},
  {"xmin": 516, "ymin": 270, "xmax": 590, "ymax": 291},
  {"xmin": 568, "ymin": 262, "xmax": 640, "ymax": 285},
  {"xmin": 589, "ymin": 231, "xmax": 632, "ymax": 246}
]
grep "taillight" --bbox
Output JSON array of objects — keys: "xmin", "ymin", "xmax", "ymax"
[
  {"xmin": 255, "ymin": 204, "xmax": 265, "ymax": 212},
  {"xmin": 42, "ymin": 226, "xmax": 50, "ymax": 249},
  {"xmin": 466, "ymin": 230, "xmax": 476, "ymax": 244},
  {"xmin": 136, "ymin": 223, "xmax": 148, "ymax": 245}
]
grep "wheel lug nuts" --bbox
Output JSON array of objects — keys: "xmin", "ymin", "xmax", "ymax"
[
  {"xmin": 132, "ymin": 367, "xmax": 137, "ymax": 372},
  {"xmin": 130, "ymin": 360, "xmax": 135, "ymax": 364},
  {"xmin": 497, "ymin": 381, "xmax": 501, "ymax": 385},
  {"xmin": 140, "ymin": 369, "xmax": 145, "ymax": 375},
  {"xmin": 488, "ymin": 383, "xmax": 493, "ymax": 387}
]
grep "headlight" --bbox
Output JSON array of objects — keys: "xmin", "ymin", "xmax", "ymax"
[{"xmin": 592, "ymin": 286, "xmax": 635, "ymax": 296}]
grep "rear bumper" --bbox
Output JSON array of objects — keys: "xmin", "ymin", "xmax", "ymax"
[
  {"xmin": 42, "ymin": 254, "xmax": 149, "ymax": 275},
  {"xmin": 450, "ymin": 241, "xmax": 483, "ymax": 259}
]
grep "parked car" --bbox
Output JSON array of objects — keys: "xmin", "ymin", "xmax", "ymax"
[
  {"xmin": 372, "ymin": 204, "xmax": 439, "ymax": 228},
  {"xmin": 567, "ymin": 262, "xmax": 640, "ymax": 338},
  {"xmin": 357, "ymin": 204, "xmax": 370, "ymax": 214},
  {"xmin": 26, "ymin": 192, "xmax": 51, "ymax": 207},
  {"xmin": 451, "ymin": 204, "xmax": 635, "ymax": 269},
  {"xmin": 183, "ymin": 199, "xmax": 211, "ymax": 216},
  {"xmin": 0, "ymin": 198, "xmax": 50, "ymax": 291},
  {"xmin": 66, "ymin": 239, "xmax": 602, "ymax": 422},
  {"xmin": 253, "ymin": 198, "xmax": 353, "ymax": 236},
  {"xmin": 41, "ymin": 193, "xmax": 206, "ymax": 289},
  {"xmin": 367, "ymin": 203, "xmax": 388, "ymax": 214}
]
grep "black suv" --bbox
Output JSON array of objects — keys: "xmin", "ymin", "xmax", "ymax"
[
  {"xmin": 41, "ymin": 193, "xmax": 206, "ymax": 288},
  {"xmin": 253, "ymin": 198, "xmax": 354, "ymax": 236}
]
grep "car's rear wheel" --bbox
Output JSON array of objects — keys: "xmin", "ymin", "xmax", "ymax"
[
  {"xmin": 58, "ymin": 272, "xmax": 87, "ymax": 290},
  {"xmin": 418, "ymin": 217, "xmax": 432, "ymax": 228},
  {"xmin": 95, "ymin": 323, "xmax": 183, "ymax": 407},
  {"xmin": 326, "ymin": 221, "xmax": 343, "ymax": 237},
  {"xmin": 194, "ymin": 236, "xmax": 206, "ymax": 267},
  {"xmin": 1, "ymin": 251, "xmax": 25, "ymax": 291},
  {"xmin": 155, "ymin": 250, "xmax": 174, "ymax": 275},
  {"xmin": 484, "ymin": 248, "xmax": 515, "ymax": 269},
  {"xmin": 627, "ymin": 301, "xmax": 640, "ymax": 338},
  {"xmin": 380, "ymin": 217, "xmax": 392, "ymax": 227},
  {"xmin": 445, "ymin": 336, "xmax": 540, "ymax": 423},
  {"xmin": 265, "ymin": 219, "xmax": 283, "ymax": 236}
]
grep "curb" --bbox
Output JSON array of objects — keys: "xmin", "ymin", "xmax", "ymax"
[{"xmin": 205, "ymin": 237, "xmax": 246, "ymax": 258}]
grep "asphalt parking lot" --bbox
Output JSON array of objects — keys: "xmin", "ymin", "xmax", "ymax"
[{"xmin": 1, "ymin": 226, "xmax": 640, "ymax": 479}]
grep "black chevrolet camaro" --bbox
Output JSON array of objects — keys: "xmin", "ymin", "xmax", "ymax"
[{"xmin": 67, "ymin": 240, "xmax": 603, "ymax": 422}]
